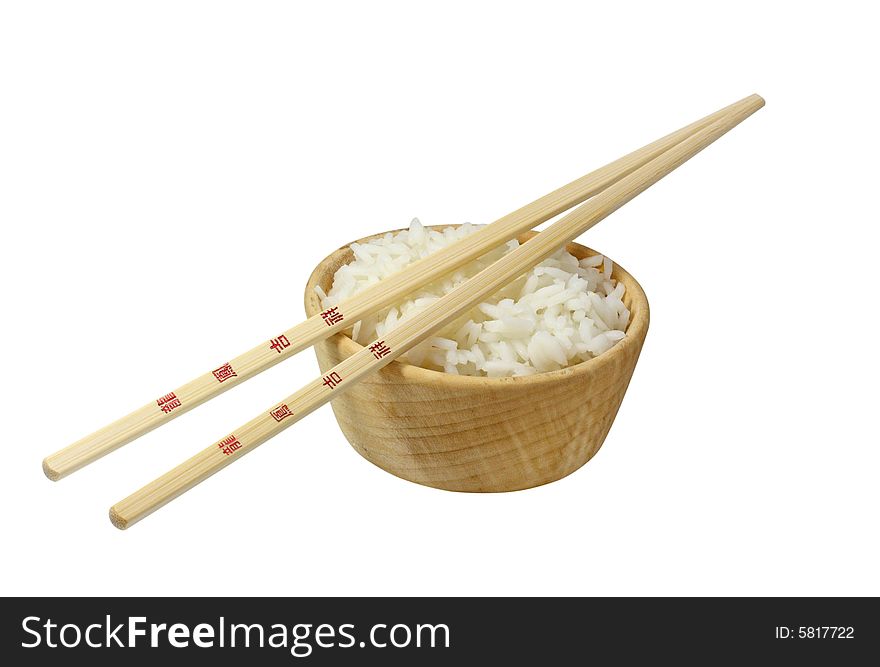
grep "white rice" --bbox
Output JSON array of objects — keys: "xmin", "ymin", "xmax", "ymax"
[{"xmin": 318, "ymin": 219, "xmax": 630, "ymax": 377}]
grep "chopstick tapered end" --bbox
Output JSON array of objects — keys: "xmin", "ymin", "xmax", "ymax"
[
  {"xmin": 42, "ymin": 457, "xmax": 62, "ymax": 482},
  {"xmin": 109, "ymin": 506, "xmax": 129, "ymax": 530}
]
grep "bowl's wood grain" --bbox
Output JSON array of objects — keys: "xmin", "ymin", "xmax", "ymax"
[{"xmin": 304, "ymin": 229, "xmax": 649, "ymax": 492}]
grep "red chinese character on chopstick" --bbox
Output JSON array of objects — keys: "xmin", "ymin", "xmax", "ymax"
[
  {"xmin": 156, "ymin": 392, "xmax": 182, "ymax": 414},
  {"xmin": 270, "ymin": 404, "xmax": 294, "ymax": 422},
  {"xmin": 269, "ymin": 334, "xmax": 291, "ymax": 354},
  {"xmin": 320, "ymin": 307, "xmax": 344, "ymax": 326},
  {"xmin": 217, "ymin": 434, "xmax": 242, "ymax": 456},
  {"xmin": 369, "ymin": 341, "xmax": 391, "ymax": 359},
  {"xmin": 322, "ymin": 372, "xmax": 342, "ymax": 389},
  {"xmin": 212, "ymin": 362, "xmax": 237, "ymax": 383}
]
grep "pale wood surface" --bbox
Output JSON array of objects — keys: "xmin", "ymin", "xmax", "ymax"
[
  {"xmin": 109, "ymin": 94, "xmax": 763, "ymax": 528},
  {"xmin": 44, "ymin": 94, "xmax": 758, "ymax": 481}
]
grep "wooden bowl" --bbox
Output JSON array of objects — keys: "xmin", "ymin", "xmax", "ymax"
[{"xmin": 304, "ymin": 228, "xmax": 649, "ymax": 492}]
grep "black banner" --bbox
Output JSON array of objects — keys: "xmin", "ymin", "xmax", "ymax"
[{"xmin": 1, "ymin": 597, "xmax": 875, "ymax": 664}]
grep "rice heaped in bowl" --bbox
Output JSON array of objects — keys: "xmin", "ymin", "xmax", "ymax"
[{"xmin": 316, "ymin": 219, "xmax": 630, "ymax": 377}]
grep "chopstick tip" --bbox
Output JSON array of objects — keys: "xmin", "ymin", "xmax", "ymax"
[
  {"xmin": 42, "ymin": 457, "xmax": 62, "ymax": 482},
  {"xmin": 109, "ymin": 506, "xmax": 129, "ymax": 530}
]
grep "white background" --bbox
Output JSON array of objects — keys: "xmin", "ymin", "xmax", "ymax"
[{"xmin": 2, "ymin": 1, "xmax": 878, "ymax": 597}]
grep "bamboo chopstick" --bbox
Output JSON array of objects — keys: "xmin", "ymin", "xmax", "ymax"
[
  {"xmin": 42, "ymin": 96, "xmax": 757, "ymax": 482},
  {"xmin": 109, "ymin": 94, "xmax": 764, "ymax": 528}
]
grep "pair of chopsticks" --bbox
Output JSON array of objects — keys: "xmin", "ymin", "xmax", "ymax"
[{"xmin": 43, "ymin": 94, "xmax": 764, "ymax": 528}]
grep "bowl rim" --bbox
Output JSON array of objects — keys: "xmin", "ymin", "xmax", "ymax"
[{"xmin": 304, "ymin": 225, "xmax": 649, "ymax": 387}]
